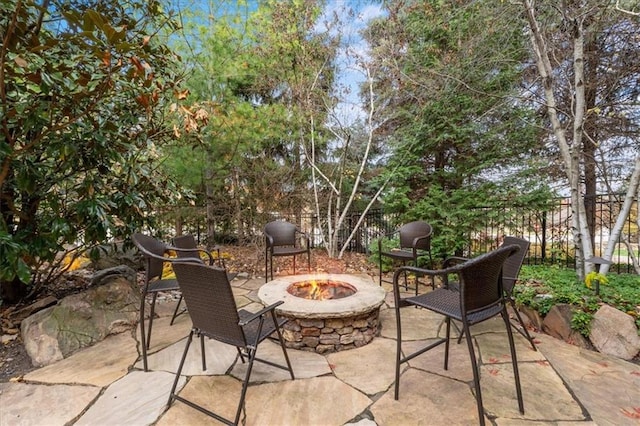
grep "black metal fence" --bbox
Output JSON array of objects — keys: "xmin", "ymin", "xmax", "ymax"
[
  {"xmin": 295, "ymin": 196, "xmax": 637, "ymax": 274},
  {"xmin": 166, "ymin": 195, "xmax": 638, "ymax": 274}
]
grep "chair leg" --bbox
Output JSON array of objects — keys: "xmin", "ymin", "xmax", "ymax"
[
  {"xmin": 146, "ymin": 293, "xmax": 158, "ymax": 350},
  {"xmin": 394, "ymin": 313, "xmax": 403, "ymax": 400},
  {"xmin": 463, "ymin": 322, "xmax": 486, "ymax": 426},
  {"xmin": 265, "ymin": 250, "xmax": 269, "ymax": 283},
  {"xmin": 509, "ymin": 298, "xmax": 537, "ymax": 351},
  {"xmin": 168, "ymin": 330, "xmax": 194, "ymax": 406},
  {"xmin": 234, "ymin": 347, "xmax": 257, "ymax": 426},
  {"xmin": 307, "ymin": 250, "xmax": 311, "ymax": 273},
  {"xmin": 200, "ymin": 334, "xmax": 207, "ymax": 371},
  {"xmin": 139, "ymin": 293, "xmax": 149, "ymax": 372},
  {"xmin": 170, "ymin": 295, "xmax": 184, "ymax": 326},
  {"xmin": 402, "ymin": 262, "xmax": 408, "ymax": 291},
  {"xmin": 271, "ymin": 312, "xmax": 295, "ymax": 380},
  {"xmin": 269, "ymin": 254, "xmax": 274, "ymax": 281},
  {"xmin": 443, "ymin": 316, "xmax": 451, "ymax": 370},
  {"xmin": 502, "ymin": 309, "xmax": 525, "ymax": 414}
]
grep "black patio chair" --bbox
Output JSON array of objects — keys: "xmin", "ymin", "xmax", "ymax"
[
  {"xmin": 173, "ymin": 233, "xmax": 237, "ymax": 280},
  {"xmin": 172, "ymin": 234, "xmax": 225, "ymax": 268},
  {"xmin": 448, "ymin": 236, "xmax": 536, "ymax": 351},
  {"xmin": 378, "ymin": 220, "xmax": 433, "ymax": 293},
  {"xmin": 168, "ymin": 261, "xmax": 295, "ymax": 426},
  {"xmin": 392, "ymin": 244, "xmax": 524, "ymax": 426},
  {"xmin": 264, "ymin": 220, "xmax": 311, "ymax": 282},
  {"xmin": 132, "ymin": 233, "xmax": 211, "ymax": 371}
]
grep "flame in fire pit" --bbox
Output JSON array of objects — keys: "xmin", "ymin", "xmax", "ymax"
[{"xmin": 287, "ymin": 279, "xmax": 357, "ymax": 300}]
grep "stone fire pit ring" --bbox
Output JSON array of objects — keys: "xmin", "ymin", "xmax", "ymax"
[{"xmin": 258, "ymin": 273, "xmax": 386, "ymax": 353}]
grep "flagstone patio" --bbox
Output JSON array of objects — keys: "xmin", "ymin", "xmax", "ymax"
[{"xmin": 1, "ymin": 273, "xmax": 639, "ymax": 425}]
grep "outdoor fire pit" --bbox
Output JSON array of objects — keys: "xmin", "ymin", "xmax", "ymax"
[{"xmin": 258, "ymin": 273, "xmax": 386, "ymax": 353}]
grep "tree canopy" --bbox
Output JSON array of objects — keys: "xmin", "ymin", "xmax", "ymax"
[{"xmin": 0, "ymin": 0, "xmax": 182, "ymax": 300}]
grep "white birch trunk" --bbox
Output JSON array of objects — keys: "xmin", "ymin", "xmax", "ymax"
[
  {"xmin": 600, "ymin": 155, "xmax": 640, "ymax": 274},
  {"xmin": 522, "ymin": 0, "xmax": 593, "ymax": 279}
]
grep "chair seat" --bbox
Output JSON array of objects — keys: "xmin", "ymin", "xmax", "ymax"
[
  {"xmin": 272, "ymin": 246, "xmax": 309, "ymax": 256},
  {"xmin": 380, "ymin": 249, "xmax": 416, "ymax": 261},
  {"xmin": 238, "ymin": 309, "xmax": 287, "ymax": 342},
  {"xmin": 406, "ymin": 288, "xmax": 504, "ymax": 325},
  {"xmin": 147, "ymin": 278, "xmax": 180, "ymax": 293}
]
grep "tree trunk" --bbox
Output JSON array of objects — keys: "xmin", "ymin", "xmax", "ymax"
[
  {"xmin": 600, "ymin": 155, "xmax": 640, "ymax": 274},
  {"xmin": 583, "ymin": 33, "xmax": 599, "ymax": 248},
  {"xmin": 523, "ymin": 0, "xmax": 593, "ymax": 280},
  {"xmin": 205, "ymin": 164, "xmax": 216, "ymax": 248}
]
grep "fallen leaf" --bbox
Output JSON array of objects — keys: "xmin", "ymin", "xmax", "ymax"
[{"xmin": 14, "ymin": 56, "xmax": 28, "ymax": 68}]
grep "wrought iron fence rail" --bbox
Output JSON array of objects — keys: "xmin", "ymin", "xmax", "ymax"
[{"xmin": 164, "ymin": 195, "xmax": 638, "ymax": 274}]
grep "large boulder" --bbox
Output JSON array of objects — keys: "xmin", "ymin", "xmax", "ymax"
[
  {"xmin": 542, "ymin": 303, "xmax": 590, "ymax": 348},
  {"xmin": 21, "ymin": 266, "xmax": 140, "ymax": 367},
  {"xmin": 589, "ymin": 304, "xmax": 640, "ymax": 361}
]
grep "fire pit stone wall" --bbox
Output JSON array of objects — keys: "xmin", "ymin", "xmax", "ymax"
[{"xmin": 258, "ymin": 274, "xmax": 386, "ymax": 354}]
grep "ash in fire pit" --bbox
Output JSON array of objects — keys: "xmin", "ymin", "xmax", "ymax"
[
  {"xmin": 287, "ymin": 280, "xmax": 356, "ymax": 300},
  {"xmin": 258, "ymin": 274, "xmax": 386, "ymax": 354}
]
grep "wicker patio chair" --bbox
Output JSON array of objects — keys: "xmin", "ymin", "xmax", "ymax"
[
  {"xmin": 447, "ymin": 236, "xmax": 536, "ymax": 351},
  {"xmin": 172, "ymin": 234, "xmax": 224, "ymax": 267},
  {"xmin": 264, "ymin": 220, "xmax": 311, "ymax": 282},
  {"xmin": 132, "ymin": 233, "xmax": 208, "ymax": 371},
  {"xmin": 392, "ymin": 244, "xmax": 524, "ymax": 426},
  {"xmin": 378, "ymin": 220, "xmax": 433, "ymax": 293},
  {"xmin": 168, "ymin": 262, "xmax": 295, "ymax": 426},
  {"xmin": 173, "ymin": 232, "xmax": 237, "ymax": 283}
]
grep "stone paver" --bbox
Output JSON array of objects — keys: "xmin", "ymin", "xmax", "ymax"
[
  {"xmin": 371, "ymin": 368, "xmax": 482, "ymax": 425},
  {"xmin": 327, "ymin": 337, "xmax": 397, "ymax": 395},
  {"xmin": 536, "ymin": 334, "xmax": 640, "ymax": 426},
  {"xmin": 23, "ymin": 331, "xmax": 137, "ymax": 386},
  {"xmin": 157, "ymin": 375, "xmax": 242, "ymax": 425},
  {"xmin": 4, "ymin": 273, "xmax": 639, "ymax": 426},
  {"xmin": 481, "ymin": 362, "xmax": 585, "ymax": 421},
  {"xmin": 136, "ymin": 335, "xmax": 238, "ymax": 375},
  {"xmin": 75, "ymin": 370, "xmax": 186, "ymax": 426},
  {"xmin": 0, "ymin": 382, "xmax": 100, "ymax": 426},
  {"xmin": 231, "ymin": 339, "xmax": 331, "ymax": 382},
  {"xmin": 245, "ymin": 377, "xmax": 372, "ymax": 426}
]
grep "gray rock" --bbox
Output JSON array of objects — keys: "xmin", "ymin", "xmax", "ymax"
[
  {"xmin": 542, "ymin": 304, "xmax": 590, "ymax": 348},
  {"xmin": 589, "ymin": 304, "xmax": 640, "ymax": 360},
  {"xmin": 21, "ymin": 276, "xmax": 140, "ymax": 367},
  {"xmin": 90, "ymin": 265, "xmax": 137, "ymax": 286},
  {"xmin": 519, "ymin": 304, "xmax": 544, "ymax": 331},
  {"xmin": 90, "ymin": 243, "xmax": 140, "ymax": 271}
]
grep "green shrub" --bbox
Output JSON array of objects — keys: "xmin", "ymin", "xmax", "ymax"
[{"xmin": 514, "ymin": 265, "xmax": 640, "ymax": 334}]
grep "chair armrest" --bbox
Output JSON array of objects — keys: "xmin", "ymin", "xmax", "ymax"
[
  {"xmin": 378, "ymin": 230, "xmax": 400, "ymax": 249},
  {"xmin": 412, "ymin": 233, "xmax": 431, "ymax": 247},
  {"xmin": 139, "ymin": 248, "xmax": 202, "ymax": 265},
  {"xmin": 295, "ymin": 229, "xmax": 310, "ymax": 248},
  {"xmin": 170, "ymin": 247, "xmax": 215, "ymax": 265},
  {"xmin": 443, "ymin": 256, "xmax": 468, "ymax": 268},
  {"xmin": 238, "ymin": 301, "xmax": 285, "ymax": 326},
  {"xmin": 393, "ymin": 264, "xmax": 462, "ymax": 290},
  {"xmin": 265, "ymin": 234, "xmax": 274, "ymax": 248}
]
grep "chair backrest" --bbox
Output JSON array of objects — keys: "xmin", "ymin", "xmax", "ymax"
[
  {"xmin": 501, "ymin": 236, "xmax": 530, "ymax": 293},
  {"xmin": 172, "ymin": 234, "xmax": 198, "ymax": 258},
  {"xmin": 457, "ymin": 244, "xmax": 520, "ymax": 314},
  {"xmin": 172, "ymin": 262, "xmax": 246, "ymax": 347},
  {"xmin": 265, "ymin": 221, "xmax": 298, "ymax": 248},
  {"xmin": 398, "ymin": 221, "xmax": 432, "ymax": 251},
  {"xmin": 132, "ymin": 233, "xmax": 169, "ymax": 281}
]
